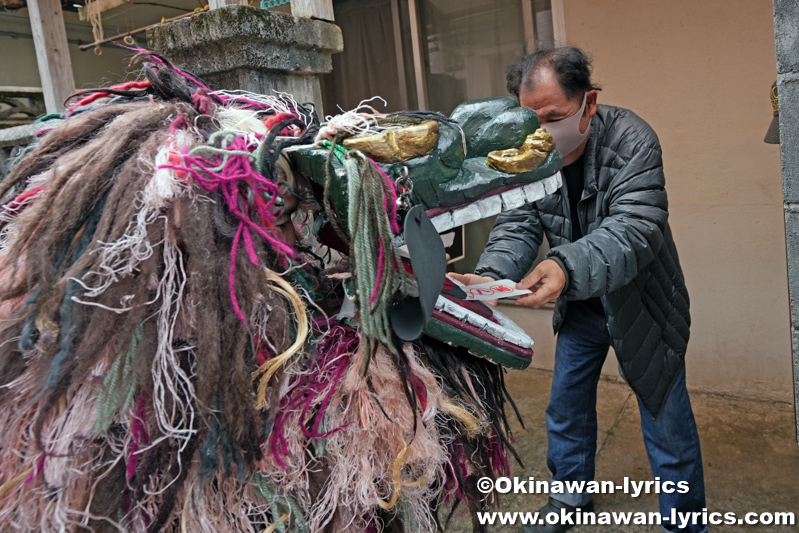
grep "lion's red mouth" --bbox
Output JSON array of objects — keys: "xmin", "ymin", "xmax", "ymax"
[{"xmin": 425, "ymin": 282, "xmax": 534, "ymax": 368}]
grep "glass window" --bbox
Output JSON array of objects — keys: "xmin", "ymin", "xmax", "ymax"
[
  {"xmin": 321, "ymin": 0, "xmax": 416, "ymax": 114},
  {"xmin": 532, "ymin": 0, "xmax": 554, "ymax": 51},
  {"xmin": 420, "ymin": 0, "xmax": 525, "ymax": 115}
]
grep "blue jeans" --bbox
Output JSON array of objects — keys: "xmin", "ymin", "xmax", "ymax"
[{"xmin": 546, "ymin": 300, "xmax": 707, "ymax": 532}]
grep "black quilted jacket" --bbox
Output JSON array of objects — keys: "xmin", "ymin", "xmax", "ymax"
[{"xmin": 475, "ymin": 104, "xmax": 690, "ymax": 418}]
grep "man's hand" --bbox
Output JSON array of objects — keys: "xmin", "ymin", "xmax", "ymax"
[
  {"xmin": 448, "ymin": 272, "xmax": 499, "ymax": 306},
  {"xmin": 514, "ymin": 259, "xmax": 566, "ymax": 309}
]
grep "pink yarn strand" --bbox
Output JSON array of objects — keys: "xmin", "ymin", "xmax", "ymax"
[
  {"xmin": 160, "ymin": 134, "xmax": 299, "ymax": 323},
  {"xmin": 24, "ymin": 455, "xmax": 45, "ymax": 484},
  {"xmin": 229, "ymin": 225, "xmax": 247, "ymax": 323},
  {"xmin": 372, "ymin": 161, "xmax": 401, "ymax": 235},
  {"xmin": 127, "ymin": 395, "xmax": 150, "ymax": 485}
]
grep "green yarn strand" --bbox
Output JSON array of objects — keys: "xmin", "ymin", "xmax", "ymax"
[
  {"xmin": 251, "ymin": 473, "xmax": 309, "ymax": 533},
  {"xmin": 95, "ymin": 324, "xmax": 142, "ymax": 433},
  {"xmin": 344, "ymin": 152, "xmax": 406, "ymax": 373}
]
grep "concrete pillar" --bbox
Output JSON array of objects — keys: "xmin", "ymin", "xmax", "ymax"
[
  {"xmin": 146, "ymin": 5, "xmax": 343, "ymax": 117},
  {"xmin": 773, "ymin": 0, "xmax": 799, "ymax": 443}
]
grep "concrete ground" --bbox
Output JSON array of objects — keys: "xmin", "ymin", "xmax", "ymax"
[{"xmin": 448, "ymin": 367, "xmax": 799, "ymax": 532}]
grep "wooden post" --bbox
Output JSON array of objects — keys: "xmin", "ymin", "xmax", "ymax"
[
  {"xmin": 390, "ymin": 0, "xmax": 408, "ymax": 109},
  {"xmin": 291, "ymin": 0, "xmax": 334, "ymax": 21},
  {"xmin": 521, "ymin": 0, "xmax": 536, "ymax": 54},
  {"xmin": 407, "ymin": 0, "xmax": 428, "ymax": 111},
  {"xmin": 551, "ymin": 0, "xmax": 566, "ymax": 47},
  {"xmin": 27, "ymin": 0, "xmax": 75, "ymax": 113}
]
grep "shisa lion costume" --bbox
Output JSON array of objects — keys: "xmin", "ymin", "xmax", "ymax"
[{"xmin": 0, "ymin": 53, "xmax": 562, "ymax": 532}]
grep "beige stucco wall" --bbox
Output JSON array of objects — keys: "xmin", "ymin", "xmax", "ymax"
[{"xmin": 511, "ymin": 0, "xmax": 791, "ymax": 401}]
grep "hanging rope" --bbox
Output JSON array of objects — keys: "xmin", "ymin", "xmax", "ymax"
[
  {"xmin": 83, "ymin": 0, "xmax": 104, "ymax": 55},
  {"xmin": 344, "ymin": 151, "xmax": 405, "ymax": 373}
]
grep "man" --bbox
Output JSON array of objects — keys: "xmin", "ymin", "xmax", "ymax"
[{"xmin": 452, "ymin": 47, "xmax": 707, "ymax": 533}]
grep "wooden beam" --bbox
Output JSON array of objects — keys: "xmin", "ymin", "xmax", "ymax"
[
  {"xmin": 291, "ymin": 0, "xmax": 334, "ymax": 21},
  {"xmin": 79, "ymin": 6, "xmax": 209, "ymax": 51},
  {"xmin": 0, "ymin": 86, "xmax": 43, "ymax": 95},
  {"xmin": 27, "ymin": 0, "xmax": 75, "ymax": 113}
]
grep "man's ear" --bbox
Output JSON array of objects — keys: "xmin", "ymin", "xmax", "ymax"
[{"xmin": 586, "ymin": 89, "xmax": 599, "ymax": 118}]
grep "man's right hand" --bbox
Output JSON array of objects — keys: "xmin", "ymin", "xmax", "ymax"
[{"xmin": 448, "ymin": 272, "xmax": 499, "ymax": 306}]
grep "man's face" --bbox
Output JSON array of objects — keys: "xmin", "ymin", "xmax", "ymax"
[{"xmin": 519, "ymin": 68, "xmax": 597, "ymax": 165}]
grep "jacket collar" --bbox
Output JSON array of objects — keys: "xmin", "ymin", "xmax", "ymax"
[{"xmin": 580, "ymin": 104, "xmax": 605, "ymax": 198}]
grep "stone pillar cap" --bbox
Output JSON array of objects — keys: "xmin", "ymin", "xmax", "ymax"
[{"xmin": 148, "ymin": 5, "xmax": 343, "ymax": 76}]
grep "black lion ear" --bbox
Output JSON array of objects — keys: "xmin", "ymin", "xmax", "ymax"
[{"xmin": 390, "ymin": 205, "xmax": 446, "ymax": 342}]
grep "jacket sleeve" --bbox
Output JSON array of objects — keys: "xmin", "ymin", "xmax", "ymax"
[
  {"xmin": 474, "ymin": 202, "xmax": 544, "ymax": 281},
  {"xmin": 546, "ymin": 143, "xmax": 668, "ymax": 300}
]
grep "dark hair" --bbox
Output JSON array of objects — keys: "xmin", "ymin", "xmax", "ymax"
[{"xmin": 506, "ymin": 46, "xmax": 601, "ymax": 100}]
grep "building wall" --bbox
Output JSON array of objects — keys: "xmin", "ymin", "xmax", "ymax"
[
  {"xmin": 0, "ymin": 10, "xmax": 137, "ymax": 90},
  {"xmin": 773, "ymin": 0, "xmax": 799, "ymax": 437},
  {"xmin": 513, "ymin": 0, "xmax": 791, "ymax": 401}
]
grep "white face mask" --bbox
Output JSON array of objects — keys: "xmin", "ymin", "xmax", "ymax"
[{"xmin": 540, "ymin": 92, "xmax": 591, "ymax": 158}]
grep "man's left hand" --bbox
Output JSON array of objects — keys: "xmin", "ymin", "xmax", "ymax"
[{"xmin": 515, "ymin": 259, "xmax": 566, "ymax": 309}]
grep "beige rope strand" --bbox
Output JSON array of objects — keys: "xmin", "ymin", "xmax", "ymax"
[
  {"xmin": 0, "ymin": 466, "xmax": 35, "ymax": 501},
  {"xmin": 252, "ymin": 268, "xmax": 309, "ymax": 410}
]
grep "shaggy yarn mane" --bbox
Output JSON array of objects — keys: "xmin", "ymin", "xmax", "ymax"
[{"xmin": 0, "ymin": 52, "xmax": 523, "ymax": 533}]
